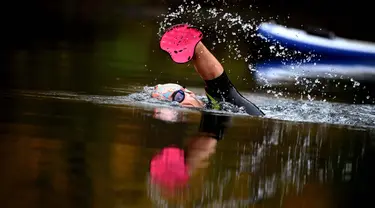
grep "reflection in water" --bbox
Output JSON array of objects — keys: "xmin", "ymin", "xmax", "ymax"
[
  {"xmin": 153, "ymin": 108, "xmax": 188, "ymax": 123},
  {"xmin": 0, "ymin": 94, "xmax": 374, "ymax": 208},
  {"xmin": 147, "ymin": 107, "xmax": 371, "ymax": 207}
]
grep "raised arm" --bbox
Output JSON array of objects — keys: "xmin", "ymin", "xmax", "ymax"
[
  {"xmin": 160, "ymin": 24, "xmax": 264, "ymax": 116},
  {"xmin": 192, "ymin": 42, "xmax": 224, "ymax": 80},
  {"xmin": 192, "ymin": 41, "xmax": 265, "ymax": 116}
]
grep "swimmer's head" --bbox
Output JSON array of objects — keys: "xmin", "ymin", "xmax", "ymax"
[{"xmin": 152, "ymin": 83, "xmax": 204, "ymax": 108}]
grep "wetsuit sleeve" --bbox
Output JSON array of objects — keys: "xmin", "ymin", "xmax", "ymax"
[
  {"xmin": 198, "ymin": 112, "xmax": 231, "ymax": 140},
  {"xmin": 204, "ymin": 71, "xmax": 265, "ymax": 116}
]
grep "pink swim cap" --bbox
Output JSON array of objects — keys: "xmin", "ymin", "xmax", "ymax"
[{"xmin": 150, "ymin": 147, "xmax": 189, "ymax": 189}]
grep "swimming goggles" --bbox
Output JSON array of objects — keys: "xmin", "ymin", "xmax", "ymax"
[{"xmin": 171, "ymin": 89, "xmax": 185, "ymax": 103}]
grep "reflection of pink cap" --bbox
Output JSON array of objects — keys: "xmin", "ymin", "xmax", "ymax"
[{"xmin": 150, "ymin": 147, "xmax": 189, "ymax": 189}]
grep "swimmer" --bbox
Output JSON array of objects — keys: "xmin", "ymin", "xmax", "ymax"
[{"xmin": 152, "ymin": 24, "xmax": 264, "ymax": 116}]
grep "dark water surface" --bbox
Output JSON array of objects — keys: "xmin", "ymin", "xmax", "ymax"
[
  {"xmin": 2, "ymin": 6, "xmax": 375, "ymax": 208},
  {"xmin": 1, "ymin": 89, "xmax": 375, "ymax": 208}
]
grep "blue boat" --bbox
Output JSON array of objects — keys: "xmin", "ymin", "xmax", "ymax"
[{"xmin": 257, "ymin": 22, "xmax": 375, "ymax": 59}]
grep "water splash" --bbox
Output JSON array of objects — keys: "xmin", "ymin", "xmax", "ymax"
[
  {"xmin": 157, "ymin": 1, "xmax": 327, "ymax": 101},
  {"xmin": 254, "ymin": 61, "xmax": 375, "ymax": 103},
  {"xmin": 6, "ymin": 89, "xmax": 375, "ymax": 129},
  {"xmin": 247, "ymin": 93, "xmax": 375, "ymax": 128},
  {"xmin": 158, "ymin": 1, "xmax": 277, "ymax": 62},
  {"xmin": 158, "ymin": 1, "xmax": 375, "ymax": 103}
]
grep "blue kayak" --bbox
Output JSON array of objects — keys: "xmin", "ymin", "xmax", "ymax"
[{"xmin": 257, "ymin": 22, "xmax": 375, "ymax": 59}]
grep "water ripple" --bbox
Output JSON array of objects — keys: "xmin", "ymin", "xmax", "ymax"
[{"xmin": 4, "ymin": 88, "xmax": 374, "ymax": 129}]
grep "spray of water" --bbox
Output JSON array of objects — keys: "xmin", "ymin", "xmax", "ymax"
[
  {"xmin": 156, "ymin": 1, "xmax": 323, "ymax": 100},
  {"xmin": 157, "ymin": 1, "xmax": 374, "ymax": 103}
]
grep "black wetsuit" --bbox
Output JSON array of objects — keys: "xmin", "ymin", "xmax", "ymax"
[
  {"xmin": 204, "ymin": 71, "xmax": 265, "ymax": 116},
  {"xmin": 198, "ymin": 112, "xmax": 231, "ymax": 140}
]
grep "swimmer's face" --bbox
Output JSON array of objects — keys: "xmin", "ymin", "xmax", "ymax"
[{"xmin": 152, "ymin": 83, "xmax": 204, "ymax": 108}]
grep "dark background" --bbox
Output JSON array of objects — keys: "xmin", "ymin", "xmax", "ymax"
[{"xmin": 2, "ymin": 0, "xmax": 373, "ymax": 43}]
